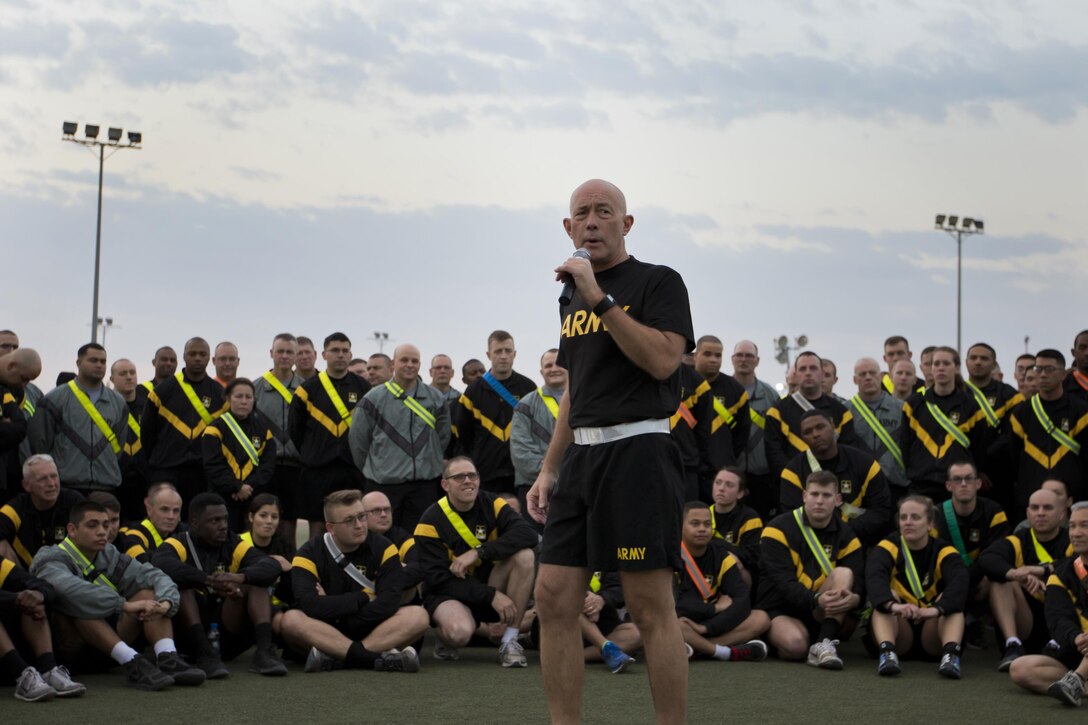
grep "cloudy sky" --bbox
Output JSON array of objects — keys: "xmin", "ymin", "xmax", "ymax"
[{"xmin": 2, "ymin": 0, "xmax": 1085, "ymax": 391}]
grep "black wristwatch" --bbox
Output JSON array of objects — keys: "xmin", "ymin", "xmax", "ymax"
[{"xmin": 592, "ymin": 294, "xmax": 617, "ymax": 317}]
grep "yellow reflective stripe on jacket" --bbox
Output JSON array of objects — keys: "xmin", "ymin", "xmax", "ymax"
[
  {"xmin": 711, "ymin": 397, "xmax": 735, "ymax": 435},
  {"xmin": 262, "ymin": 370, "xmax": 293, "ymax": 404},
  {"xmin": 590, "ymin": 572, "xmax": 601, "ymax": 593},
  {"xmin": 537, "ymin": 388, "xmax": 559, "ymax": 420},
  {"xmin": 220, "ymin": 413, "xmax": 260, "ymax": 466},
  {"xmin": 385, "ymin": 382, "xmax": 436, "ymax": 429},
  {"xmin": 925, "ymin": 401, "xmax": 970, "ymax": 448},
  {"xmin": 965, "ymin": 381, "xmax": 999, "ymax": 427},
  {"xmin": 1031, "ymin": 528, "xmax": 1054, "ymax": 565},
  {"xmin": 438, "ymin": 496, "xmax": 482, "ymax": 550},
  {"xmin": 850, "ymin": 394, "xmax": 904, "ymax": 469},
  {"xmin": 67, "ymin": 381, "xmax": 121, "ymax": 454},
  {"xmin": 749, "ymin": 407, "xmax": 765, "ymax": 429},
  {"xmin": 459, "ymin": 394, "xmax": 511, "ymax": 442},
  {"xmin": 319, "ymin": 372, "xmax": 352, "ymax": 425},
  {"xmin": 793, "ymin": 507, "xmax": 833, "ymax": 577},
  {"xmin": 899, "ymin": 536, "xmax": 926, "ymax": 601},
  {"xmin": 140, "ymin": 519, "xmax": 165, "ymax": 548},
  {"xmin": 21, "ymin": 397, "xmax": 35, "ymax": 416},
  {"xmin": 882, "ymin": 374, "xmax": 894, "ymax": 394},
  {"xmin": 59, "ymin": 537, "xmax": 117, "ymax": 590},
  {"xmin": 176, "ymin": 372, "xmax": 215, "ymax": 425},
  {"xmin": 1031, "ymin": 394, "xmax": 1082, "ymax": 455}
]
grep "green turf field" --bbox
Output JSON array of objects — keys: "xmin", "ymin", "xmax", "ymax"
[{"xmin": 7, "ymin": 636, "xmax": 1086, "ymax": 723}]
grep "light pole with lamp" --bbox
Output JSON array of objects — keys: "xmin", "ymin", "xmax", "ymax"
[{"xmin": 933, "ymin": 214, "xmax": 984, "ymax": 354}]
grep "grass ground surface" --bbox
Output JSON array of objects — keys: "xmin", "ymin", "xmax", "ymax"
[{"xmin": 5, "ymin": 635, "xmax": 1085, "ymax": 723}]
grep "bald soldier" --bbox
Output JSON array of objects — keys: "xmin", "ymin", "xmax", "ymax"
[
  {"xmin": 350, "ymin": 344, "xmax": 451, "ymax": 530},
  {"xmin": 847, "ymin": 358, "xmax": 907, "ymax": 491},
  {"xmin": 1, "ymin": 349, "xmax": 42, "ymax": 496}
]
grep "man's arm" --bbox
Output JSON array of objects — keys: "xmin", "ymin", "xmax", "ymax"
[
  {"xmin": 29, "ymin": 558, "xmax": 125, "ymax": 618},
  {"xmin": 290, "ymin": 553, "xmax": 370, "ymax": 621},
  {"xmin": 348, "ymin": 398, "xmax": 376, "ymax": 473}
]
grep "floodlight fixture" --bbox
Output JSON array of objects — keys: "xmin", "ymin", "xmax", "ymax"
[
  {"xmin": 107, "ymin": 127, "xmax": 122, "ymax": 142},
  {"xmin": 63, "ymin": 121, "xmax": 77, "ymax": 136},
  {"xmin": 84, "ymin": 124, "xmax": 99, "ymax": 139},
  {"xmin": 935, "ymin": 214, "xmax": 946, "ymax": 227},
  {"xmin": 127, "ymin": 131, "xmax": 141, "ymax": 144}
]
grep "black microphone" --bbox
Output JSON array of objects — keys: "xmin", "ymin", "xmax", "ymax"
[{"xmin": 558, "ymin": 248, "xmax": 592, "ymax": 306}]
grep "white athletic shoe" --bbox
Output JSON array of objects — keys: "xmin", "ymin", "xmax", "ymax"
[
  {"xmin": 499, "ymin": 639, "xmax": 528, "ymax": 668},
  {"xmin": 806, "ymin": 639, "xmax": 843, "ymax": 670}
]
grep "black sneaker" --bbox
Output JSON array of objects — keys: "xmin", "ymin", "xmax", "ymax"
[
  {"xmin": 374, "ymin": 646, "xmax": 420, "ymax": 673},
  {"xmin": 194, "ymin": 654, "xmax": 230, "ymax": 680},
  {"xmin": 123, "ymin": 654, "xmax": 174, "ymax": 691},
  {"xmin": 997, "ymin": 643, "xmax": 1024, "ymax": 673},
  {"xmin": 730, "ymin": 640, "xmax": 768, "ymax": 663},
  {"xmin": 156, "ymin": 652, "xmax": 206, "ymax": 686},
  {"xmin": 249, "ymin": 646, "xmax": 288, "ymax": 677},
  {"xmin": 964, "ymin": 620, "xmax": 988, "ymax": 651}
]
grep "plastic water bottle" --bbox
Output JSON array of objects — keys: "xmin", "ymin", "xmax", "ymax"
[{"xmin": 208, "ymin": 623, "xmax": 221, "ymax": 657}]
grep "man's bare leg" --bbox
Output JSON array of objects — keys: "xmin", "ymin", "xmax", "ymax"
[
  {"xmin": 621, "ymin": 568, "xmax": 687, "ymax": 725},
  {"xmin": 535, "ymin": 563, "xmax": 589, "ymax": 725}
]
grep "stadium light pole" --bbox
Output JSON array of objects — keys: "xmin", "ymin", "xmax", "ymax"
[
  {"xmin": 933, "ymin": 214, "xmax": 984, "ymax": 354},
  {"xmin": 773, "ymin": 334, "xmax": 809, "ymax": 374},
  {"xmin": 62, "ymin": 122, "xmax": 142, "ymax": 344},
  {"xmin": 372, "ymin": 331, "xmax": 391, "ymax": 354}
]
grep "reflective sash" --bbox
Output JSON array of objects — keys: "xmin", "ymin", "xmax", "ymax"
[
  {"xmin": 882, "ymin": 374, "xmax": 894, "ymax": 394},
  {"xmin": 805, "ymin": 449, "xmax": 822, "ymax": 472},
  {"xmin": 21, "ymin": 396, "xmax": 35, "ymax": 417},
  {"xmin": 1074, "ymin": 371, "xmax": 1088, "ymax": 392},
  {"xmin": 140, "ymin": 519, "xmax": 164, "ymax": 548},
  {"xmin": 899, "ymin": 536, "xmax": 926, "ymax": 601},
  {"xmin": 925, "ymin": 400, "xmax": 970, "ymax": 448},
  {"xmin": 711, "ymin": 397, "xmax": 736, "ymax": 429},
  {"xmin": 262, "ymin": 371, "xmax": 293, "ymax": 404},
  {"xmin": 482, "ymin": 371, "xmax": 520, "ymax": 409},
  {"xmin": 749, "ymin": 408, "xmax": 766, "ymax": 429},
  {"xmin": 793, "ymin": 507, "xmax": 833, "ymax": 577},
  {"xmin": 67, "ymin": 381, "xmax": 121, "ymax": 454},
  {"xmin": 141, "ymin": 381, "xmax": 154, "ymax": 393},
  {"xmin": 319, "ymin": 372, "xmax": 352, "ymax": 425},
  {"xmin": 176, "ymin": 373, "xmax": 215, "ymax": 425},
  {"xmin": 323, "ymin": 533, "xmax": 376, "ymax": 591},
  {"xmin": 680, "ymin": 541, "xmax": 714, "ymax": 601},
  {"xmin": 1030, "ymin": 529, "xmax": 1054, "ymax": 565},
  {"xmin": 673, "ymin": 402, "xmax": 696, "ymax": 429},
  {"xmin": 965, "ymin": 381, "xmax": 999, "ymax": 427},
  {"xmin": 589, "ymin": 572, "xmax": 602, "ymax": 593},
  {"xmin": 942, "ymin": 500, "xmax": 972, "ymax": 566},
  {"xmin": 791, "ymin": 392, "xmax": 815, "ymax": 412},
  {"xmin": 538, "ymin": 388, "xmax": 560, "ymax": 420},
  {"xmin": 438, "ymin": 497, "xmax": 483, "ymax": 550},
  {"xmin": 220, "ymin": 413, "xmax": 260, "ymax": 466},
  {"xmin": 1031, "ymin": 394, "xmax": 1081, "ymax": 455},
  {"xmin": 127, "ymin": 413, "xmax": 141, "ymax": 440},
  {"xmin": 1074, "ymin": 557, "xmax": 1088, "ymax": 592},
  {"xmin": 850, "ymin": 395, "xmax": 904, "ymax": 470},
  {"xmin": 385, "ymin": 382, "xmax": 436, "ymax": 429},
  {"xmin": 59, "ymin": 537, "xmax": 117, "ymax": 590}
]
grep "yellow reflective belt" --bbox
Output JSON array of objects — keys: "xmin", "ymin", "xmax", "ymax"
[
  {"xmin": 176, "ymin": 372, "xmax": 215, "ymax": 425},
  {"xmin": 262, "ymin": 371, "xmax": 293, "ymax": 404},
  {"xmin": 900, "ymin": 536, "xmax": 926, "ymax": 601},
  {"xmin": 925, "ymin": 401, "xmax": 970, "ymax": 448},
  {"xmin": 793, "ymin": 507, "xmax": 833, "ymax": 577},
  {"xmin": 141, "ymin": 381, "xmax": 154, "ymax": 392},
  {"xmin": 67, "ymin": 381, "xmax": 121, "ymax": 455},
  {"xmin": 59, "ymin": 537, "xmax": 117, "ymax": 590},
  {"xmin": 882, "ymin": 374, "xmax": 895, "ymax": 394},
  {"xmin": 1030, "ymin": 529, "xmax": 1054, "ymax": 564},
  {"xmin": 712, "ymin": 397, "xmax": 736, "ymax": 429},
  {"xmin": 749, "ymin": 408, "xmax": 765, "ymax": 429},
  {"xmin": 385, "ymin": 382, "xmax": 436, "ymax": 429},
  {"xmin": 590, "ymin": 572, "xmax": 602, "ymax": 593},
  {"xmin": 220, "ymin": 413, "xmax": 260, "ymax": 466},
  {"xmin": 21, "ymin": 397, "xmax": 35, "ymax": 416},
  {"xmin": 805, "ymin": 449, "xmax": 822, "ymax": 472},
  {"xmin": 850, "ymin": 395, "xmax": 904, "ymax": 470},
  {"xmin": 438, "ymin": 497, "xmax": 482, "ymax": 549},
  {"xmin": 538, "ymin": 388, "xmax": 559, "ymax": 420},
  {"xmin": 965, "ymin": 381, "xmax": 999, "ymax": 427},
  {"xmin": 1031, "ymin": 394, "xmax": 1081, "ymax": 455},
  {"xmin": 139, "ymin": 519, "xmax": 165, "ymax": 548},
  {"xmin": 127, "ymin": 413, "xmax": 141, "ymax": 439},
  {"xmin": 319, "ymin": 372, "xmax": 352, "ymax": 425}
]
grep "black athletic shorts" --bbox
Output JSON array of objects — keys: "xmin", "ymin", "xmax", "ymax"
[
  {"xmin": 540, "ymin": 432, "xmax": 684, "ymax": 572},
  {"xmin": 423, "ymin": 594, "xmax": 500, "ymax": 627},
  {"xmin": 297, "ymin": 464, "xmax": 365, "ymax": 522},
  {"xmin": 270, "ymin": 463, "xmax": 302, "ymax": 520}
]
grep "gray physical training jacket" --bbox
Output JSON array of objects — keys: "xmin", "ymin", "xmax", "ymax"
[{"xmin": 349, "ymin": 380, "xmax": 451, "ymax": 484}]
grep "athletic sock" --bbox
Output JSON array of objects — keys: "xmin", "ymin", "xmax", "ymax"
[
  {"xmin": 34, "ymin": 652, "xmax": 57, "ymax": 673},
  {"xmin": 110, "ymin": 642, "xmax": 139, "ymax": 665},
  {"xmin": 818, "ymin": 619, "xmax": 841, "ymax": 642},
  {"xmin": 1005, "ymin": 637, "xmax": 1022, "ymax": 647},
  {"xmin": 879, "ymin": 641, "xmax": 896, "ymax": 654},
  {"xmin": 0, "ymin": 649, "xmax": 29, "ymax": 678},
  {"xmin": 254, "ymin": 622, "xmax": 273, "ymax": 649},
  {"xmin": 712, "ymin": 644, "xmax": 732, "ymax": 661},
  {"xmin": 942, "ymin": 642, "xmax": 962, "ymax": 657},
  {"xmin": 500, "ymin": 627, "xmax": 519, "ymax": 645},
  {"xmin": 600, "ymin": 640, "xmax": 615, "ymax": 653},
  {"xmin": 153, "ymin": 638, "xmax": 177, "ymax": 656},
  {"xmin": 345, "ymin": 642, "xmax": 379, "ymax": 669}
]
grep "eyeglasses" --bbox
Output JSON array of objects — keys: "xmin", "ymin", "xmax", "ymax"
[
  {"xmin": 948, "ymin": 475, "xmax": 978, "ymax": 484},
  {"xmin": 365, "ymin": 507, "xmax": 392, "ymax": 516},
  {"xmin": 446, "ymin": 471, "xmax": 480, "ymax": 483},
  {"xmin": 332, "ymin": 513, "xmax": 368, "ymax": 526},
  {"xmin": 1032, "ymin": 365, "xmax": 1060, "ymax": 374},
  {"xmin": 732, "ymin": 353, "xmax": 756, "ymax": 359}
]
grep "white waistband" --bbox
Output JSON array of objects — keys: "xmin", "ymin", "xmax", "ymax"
[{"xmin": 572, "ymin": 418, "xmax": 670, "ymax": 446}]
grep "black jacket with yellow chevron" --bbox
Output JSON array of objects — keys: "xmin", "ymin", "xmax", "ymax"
[
  {"xmin": 756, "ymin": 508, "xmax": 864, "ymax": 612},
  {"xmin": 670, "ymin": 364, "xmax": 712, "ymax": 472},
  {"xmin": 866, "ymin": 534, "xmax": 968, "ymax": 613},
  {"xmin": 291, "ymin": 531, "xmax": 404, "ymax": 632},
  {"xmin": 703, "ymin": 373, "xmax": 750, "ymax": 474},
  {"xmin": 900, "ymin": 386, "xmax": 992, "ymax": 495},
  {"xmin": 455, "ymin": 371, "xmax": 535, "ymax": 484},
  {"xmin": 151, "ymin": 530, "xmax": 280, "ymax": 590},
  {"xmin": 140, "ymin": 371, "xmax": 227, "ymax": 470},
  {"xmin": 979, "ymin": 527, "xmax": 1070, "ymax": 603},
  {"xmin": 1045, "ymin": 555, "xmax": 1088, "ymax": 655},
  {"xmin": 1008, "ymin": 392, "xmax": 1088, "ymax": 507},
  {"xmin": 413, "ymin": 491, "xmax": 537, "ymax": 606},
  {"xmin": 779, "ymin": 444, "xmax": 892, "ymax": 547},
  {"xmin": 201, "ymin": 412, "xmax": 276, "ymax": 497},
  {"xmin": 764, "ymin": 393, "xmax": 865, "ymax": 478},
  {"xmin": 674, "ymin": 538, "xmax": 751, "ymax": 637},
  {"xmin": 933, "ymin": 497, "xmax": 1008, "ymax": 586},
  {"xmin": 288, "ymin": 372, "xmax": 371, "ymax": 468}
]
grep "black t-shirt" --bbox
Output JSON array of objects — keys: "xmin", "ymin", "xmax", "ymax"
[{"xmin": 558, "ymin": 256, "xmax": 694, "ymax": 428}]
